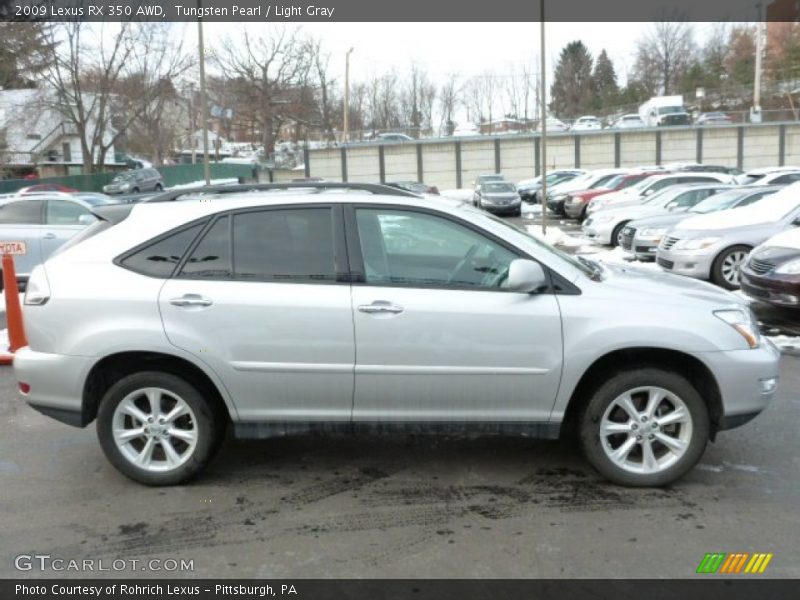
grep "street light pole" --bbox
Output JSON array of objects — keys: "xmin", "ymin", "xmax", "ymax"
[
  {"xmin": 540, "ymin": 0, "xmax": 548, "ymax": 236},
  {"xmin": 343, "ymin": 47, "xmax": 354, "ymax": 143},
  {"xmin": 197, "ymin": 0, "xmax": 211, "ymax": 185}
]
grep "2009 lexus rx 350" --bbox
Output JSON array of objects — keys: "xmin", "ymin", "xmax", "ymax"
[{"xmin": 14, "ymin": 183, "xmax": 780, "ymax": 487}]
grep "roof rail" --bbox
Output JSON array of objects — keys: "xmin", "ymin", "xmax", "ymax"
[{"xmin": 143, "ymin": 182, "xmax": 421, "ymax": 203}]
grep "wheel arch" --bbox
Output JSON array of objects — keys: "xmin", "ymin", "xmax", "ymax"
[
  {"xmin": 82, "ymin": 351, "xmax": 234, "ymax": 426},
  {"xmin": 560, "ymin": 347, "xmax": 724, "ymax": 440}
]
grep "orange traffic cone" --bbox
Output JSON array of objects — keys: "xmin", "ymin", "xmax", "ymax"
[{"xmin": 0, "ymin": 254, "xmax": 28, "ymax": 365}]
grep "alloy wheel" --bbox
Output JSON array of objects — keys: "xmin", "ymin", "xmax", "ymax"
[
  {"xmin": 721, "ymin": 250, "xmax": 748, "ymax": 286},
  {"xmin": 112, "ymin": 387, "xmax": 198, "ymax": 472},
  {"xmin": 599, "ymin": 386, "xmax": 693, "ymax": 475}
]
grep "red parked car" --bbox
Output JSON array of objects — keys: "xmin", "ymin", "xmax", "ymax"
[
  {"xmin": 16, "ymin": 184, "xmax": 78, "ymax": 194},
  {"xmin": 563, "ymin": 172, "xmax": 657, "ymax": 220}
]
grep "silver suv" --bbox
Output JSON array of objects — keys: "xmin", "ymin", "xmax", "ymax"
[{"xmin": 15, "ymin": 183, "xmax": 780, "ymax": 487}]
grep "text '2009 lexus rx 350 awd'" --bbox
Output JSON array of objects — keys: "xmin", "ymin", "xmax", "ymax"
[{"xmin": 15, "ymin": 183, "xmax": 780, "ymax": 487}]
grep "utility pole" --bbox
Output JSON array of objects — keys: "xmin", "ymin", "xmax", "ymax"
[
  {"xmin": 343, "ymin": 48, "xmax": 354, "ymax": 143},
  {"xmin": 197, "ymin": 0, "xmax": 211, "ymax": 185},
  {"xmin": 187, "ymin": 84, "xmax": 196, "ymax": 165},
  {"xmin": 540, "ymin": 0, "xmax": 548, "ymax": 235},
  {"xmin": 752, "ymin": 1, "xmax": 766, "ymax": 123}
]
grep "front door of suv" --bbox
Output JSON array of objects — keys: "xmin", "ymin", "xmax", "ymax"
[
  {"xmin": 347, "ymin": 206, "xmax": 563, "ymax": 423},
  {"xmin": 159, "ymin": 205, "xmax": 355, "ymax": 422}
]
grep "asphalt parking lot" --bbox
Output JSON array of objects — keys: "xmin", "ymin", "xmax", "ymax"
[{"xmin": 0, "ymin": 353, "xmax": 798, "ymax": 579}]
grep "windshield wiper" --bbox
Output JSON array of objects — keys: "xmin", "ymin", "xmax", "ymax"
[{"xmin": 577, "ymin": 255, "xmax": 603, "ymax": 281}]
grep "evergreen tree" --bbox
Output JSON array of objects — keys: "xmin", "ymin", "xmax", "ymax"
[
  {"xmin": 549, "ymin": 41, "xmax": 594, "ymax": 118},
  {"xmin": 591, "ymin": 49, "xmax": 619, "ymax": 111}
]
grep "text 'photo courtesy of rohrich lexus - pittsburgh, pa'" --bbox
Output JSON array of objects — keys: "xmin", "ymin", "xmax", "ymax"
[{"xmin": 14, "ymin": 182, "xmax": 780, "ymax": 487}]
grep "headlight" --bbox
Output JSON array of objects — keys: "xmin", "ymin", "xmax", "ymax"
[
  {"xmin": 638, "ymin": 227, "xmax": 668, "ymax": 240},
  {"xmin": 714, "ymin": 308, "xmax": 760, "ymax": 349},
  {"xmin": 674, "ymin": 237, "xmax": 721, "ymax": 251},
  {"xmin": 775, "ymin": 258, "xmax": 800, "ymax": 275}
]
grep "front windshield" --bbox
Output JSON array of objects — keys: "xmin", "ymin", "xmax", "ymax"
[
  {"xmin": 483, "ymin": 182, "xmax": 516, "ymax": 193},
  {"xmin": 641, "ymin": 186, "xmax": 678, "ymax": 205},
  {"xmin": 589, "ymin": 174, "xmax": 615, "ymax": 189},
  {"xmin": 690, "ymin": 190, "xmax": 749, "ymax": 214}
]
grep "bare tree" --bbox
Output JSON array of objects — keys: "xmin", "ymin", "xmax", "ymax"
[
  {"xmin": 438, "ymin": 73, "xmax": 460, "ymax": 135},
  {"xmin": 309, "ymin": 38, "xmax": 338, "ymax": 141},
  {"xmin": 400, "ymin": 63, "xmax": 436, "ymax": 137},
  {"xmin": 213, "ymin": 27, "xmax": 313, "ymax": 154},
  {"xmin": 34, "ymin": 22, "xmax": 192, "ymax": 172},
  {"xmin": 632, "ymin": 20, "xmax": 695, "ymax": 95}
]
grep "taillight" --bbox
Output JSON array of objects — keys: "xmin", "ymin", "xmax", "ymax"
[{"xmin": 18, "ymin": 382, "xmax": 30, "ymax": 394}]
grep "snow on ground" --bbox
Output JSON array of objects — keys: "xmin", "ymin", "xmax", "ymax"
[
  {"xmin": 0, "ymin": 294, "xmax": 25, "ymax": 315},
  {"xmin": 168, "ymin": 178, "xmax": 240, "ymax": 190},
  {"xmin": 439, "ymin": 189, "xmax": 473, "ymax": 202},
  {"xmin": 765, "ymin": 334, "xmax": 800, "ymax": 352}
]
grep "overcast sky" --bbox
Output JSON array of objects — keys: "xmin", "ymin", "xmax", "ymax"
[{"xmin": 198, "ymin": 22, "xmax": 728, "ymax": 86}]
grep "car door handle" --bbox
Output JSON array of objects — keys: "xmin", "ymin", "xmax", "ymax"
[
  {"xmin": 169, "ymin": 295, "xmax": 213, "ymax": 308},
  {"xmin": 357, "ymin": 301, "xmax": 404, "ymax": 314},
  {"xmin": 43, "ymin": 233, "xmax": 56, "ymax": 240}
]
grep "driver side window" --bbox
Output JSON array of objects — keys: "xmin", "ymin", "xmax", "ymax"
[{"xmin": 355, "ymin": 208, "xmax": 518, "ymax": 290}]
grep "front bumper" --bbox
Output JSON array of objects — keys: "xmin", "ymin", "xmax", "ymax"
[
  {"xmin": 582, "ymin": 219, "xmax": 615, "ymax": 245},
  {"xmin": 740, "ymin": 270, "xmax": 800, "ymax": 308},
  {"xmin": 656, "ymin": 246, "xmax": 717, "ymax": 280},
  {"xmin": 482, "ymin": 200, "xmax": 521, "ymax": 215},
  {"xmin": 13, "ymin": 347, "xmax": 95, "ymax": 427},
  {"xmin": 564, "ymin": 201, "xmax": 587, "ymax": 219},
  {"xmin": 696, "ymin": 338, "xmax": 781, "ymax": 431}
]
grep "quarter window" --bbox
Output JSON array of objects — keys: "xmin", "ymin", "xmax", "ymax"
[
  {"xmin": 355, "ymin": 208, "xmax": 518, "ymax": 289},
  {"xmin": 121, "ymin": 223, "xmax": 205, "ymax": 278}
]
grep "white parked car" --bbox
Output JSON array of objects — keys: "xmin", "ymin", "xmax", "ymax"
[
  {"xmin": 610, "ymin": 114, "xmax": 647, "ymax": 129},
  {"xmin": 571, "ymin": 116, "xmax": 602, "ymax": 131},
  {"xmin": 15, "ymin": 183, "xmax": 780, "ymax": 487},
  {"xmin": 537, "ymin": 117, "xmax": 569, "ymax": 132}
]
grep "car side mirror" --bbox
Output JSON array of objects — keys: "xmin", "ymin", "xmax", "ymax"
[
  {"xmin": 78, "ymin": 214, "xmax": 96, "ymax": 225},
  {"xmin": 506, "ymin": 259, "xmax": 548, "ymax": 293}
]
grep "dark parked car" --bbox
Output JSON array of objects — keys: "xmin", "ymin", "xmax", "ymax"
[
  {"xmin": 517, "ymin": 170, "xmax": 585, "ymax": 203},
  {"xmin": 741, "ymin": 228, "xmax": 800, "ymax": 309},
  {"xmin": 386, "ymin": 181, "xmax": 440, "ymax": 195},
  {"xmin": 473, "ymin": 181, "xmax": 521, "ymax": 215},
  {"xmin": 103, "ymin": 168, "xmax": 163, "ymax": 194}
]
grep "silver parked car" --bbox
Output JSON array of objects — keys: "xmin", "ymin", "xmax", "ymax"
[
  {"xmin": 657, "ymin": 182, "xmax": 800, "ymax": 289},
  {"xmin": 623, "ymin": 187, "xmax": 780, "ymax": 261},
  {"xmin": 473, "ymin": 181, "xmax": 521, "ymax": 215},
  {"xmin": 103, "ymin": 168, "xmax": 164, "ymax": 195},
  {"xmin": 15, "ymin": 183, "xmax": 780, "ymax": 487},
  {"xmin": 0, "ymin": 195, "xmax": 96, "ymax": 284}
]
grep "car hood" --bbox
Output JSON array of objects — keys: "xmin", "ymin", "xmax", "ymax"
[
  {"xmin": 483, "ymin": 192, "xmax": 519, "ymax": 200},
  {"xmin": 599, "ymin": 261, "xmax": 746, "ymax": 308},
  {"xmin": 598, "ymin": 205, "xmax": 669, "ymax": 220}
]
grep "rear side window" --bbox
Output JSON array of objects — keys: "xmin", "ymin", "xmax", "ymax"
[
  {"xmin": 0, "ymin": 199, "xmax": 43, "ymax": 224},
  {"xmin": 232, "ymin": 208, "xmax": 336, "ymax": 282},
  {"xmin": 120, "ymin": 223, "xmax": 205, "ymax": 278},
  {"xmin": 179, "ymin": 216, "xmax": 231, "ymax": 279},
  {"xmin": 773, "ymin": 173, "xmax": 800, "ymax": 184}
]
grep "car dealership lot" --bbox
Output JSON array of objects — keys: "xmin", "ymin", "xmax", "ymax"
[{"xmin": 0, "ymin": 354, "xmax": 798, "ymax": 579}]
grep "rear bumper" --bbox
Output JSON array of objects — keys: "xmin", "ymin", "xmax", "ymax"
[{"xmin": 13, "ymin": 346, "xmax": 94, "ymax": 427}]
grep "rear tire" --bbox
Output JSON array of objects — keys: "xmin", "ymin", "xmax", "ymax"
[
  {"xmin": 97, "ymin": 371, "xmax": 223, "ymax": 486},
  {"xmin": 578, "ymin": 368, "xmax": 709, "ymax": 487},
  {"xmin": 711, "ymin": 245, "xmax": 751, "ymax": 290}
]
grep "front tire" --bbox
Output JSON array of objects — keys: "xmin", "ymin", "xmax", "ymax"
[
  {"xmin": 97, "ymin": 371, "xmax": 222, "ymax": 486},
  {"xmin": 711, "ymin": 245, "xmax": 751, "ymax": 290},
  {"xmin": 578, "ymin": 368, "xmax": 709, "ymax": 487},
  {"xmin": 610, "ymin": 221, "xmax": 628, "ymax": 248}
]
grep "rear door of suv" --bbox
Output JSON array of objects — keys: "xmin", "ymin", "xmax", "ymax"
[{"xmin": 158, "ymin": 204, "xmax": 356, "ymax": 423}]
